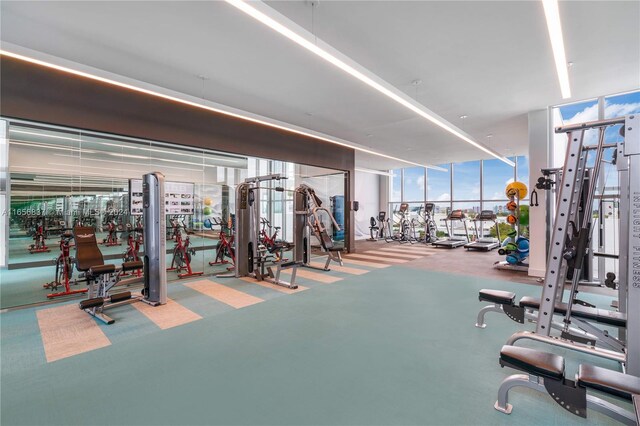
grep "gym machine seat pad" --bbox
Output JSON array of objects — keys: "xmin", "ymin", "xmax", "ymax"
[
  {"xmin": 479, "ymin": 289, "xmax": 516, "ymax": 305},
  {"xmin": 500, "ymin": 346, "xmax": 565, "ymax": 380},
  {"xmin": 578, "ymin": 364, "xmax": 640, "ymax": 401},
  {"xmin": 89, "ymin": 264, "xmax": 116, "ymax": 276}
]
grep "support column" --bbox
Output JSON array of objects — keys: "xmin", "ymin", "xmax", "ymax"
[{"xmin": 528, "ymin": 110, "xmax": 549, "ymax": 277}]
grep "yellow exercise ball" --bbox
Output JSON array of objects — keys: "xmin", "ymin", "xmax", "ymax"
[
  {"xmin": 204, "ymin": 197, "xmax": 213, "ymax": 206},
  {"xmin": 505, "ymin": 181, "xmax": 528, "ymax": 199}
]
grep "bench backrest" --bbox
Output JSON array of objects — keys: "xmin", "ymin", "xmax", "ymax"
[{"xmin": 73, "ymin": 226, "xmax": 104, "ymax": 272}]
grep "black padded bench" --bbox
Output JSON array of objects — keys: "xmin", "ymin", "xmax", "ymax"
[
  {"xmin": 74, "ymin": 226, "xmax": 144, "ymax": 324},
  {"xmin": 496, "ymin": 345, "xmax": 640, "ymax": 424},
  {"xmin": 478, "ymin": 289, "xmax": 516, "ymax": 305}
]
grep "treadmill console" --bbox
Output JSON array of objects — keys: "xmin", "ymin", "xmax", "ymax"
[
  {"xmin": 448, "ymin": 210, "xmax": 466, "ymax": 220},
  {"xmin": 476, "ymin": 210, "xmax": 497, "ymax": 221}
]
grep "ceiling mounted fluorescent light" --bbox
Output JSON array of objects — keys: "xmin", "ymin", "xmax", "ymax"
[
  {"xmin": 542, "ymin": 0, "xmax": 571, "ymax": 99},
  {"xmin": 355, "ymin": 167, "xmax": 392, "ymax": 177},
  {"xmin": 224, "ymin": 0, "xmax": 514, "ymax": 168},
  {"xmin": 0, "ymin": 50, "xmax": 428, "ymax": 169}
]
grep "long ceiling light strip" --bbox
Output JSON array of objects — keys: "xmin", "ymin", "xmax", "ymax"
[
  {"xmin": 355, "ymin": 167, "xmax": 392, "ymax": 177},
  {"xmin": 542, "ymin": 0, "xmax": 571, "ymax": 99},
  {"xmin": 0, "ymin": 50, "xmax": 438, "ymax": 170},
  {"xmin": 225, "ymin": 0, "xmax": 514, "ymax": 167}
]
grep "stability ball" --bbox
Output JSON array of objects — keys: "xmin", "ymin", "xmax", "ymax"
[{"xmin": 505, "ymin": 181, "xmax": 528, "ymax": 199}]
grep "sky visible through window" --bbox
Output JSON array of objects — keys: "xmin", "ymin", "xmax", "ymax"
[
  {"xmin": 452, "ymin": 161, "xmax": 480, "ymax": 200},
  {"xmin": 403, "ymin": 167, "xmax": 424, "ymax": 201},
  {"xmin": 389, "ymin": 91, "xmax": 638, "ymax": 207},
  {"xmin": 427, "ymin": 164, "xmax": 450, "ymax": 201},
  {"xmin": 483, "ymin": 158, "xmax": 515, "ymax": 200},
  {"xmin": 554, "ymin": 91, "xmax": 639, "ymax": 192}
]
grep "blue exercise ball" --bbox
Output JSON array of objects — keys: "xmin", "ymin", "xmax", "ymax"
[
  {"xmin": 516, "ymin": 237, "xmax": 530, "ymax": 253},
  {"xmin": 506, "ymin": 253, "xmax": 521, "ymax": 264}
]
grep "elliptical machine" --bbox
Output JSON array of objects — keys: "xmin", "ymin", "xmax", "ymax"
[
  {"xmin": 422, "ymin": 203, "xmax": 438, "ymax": 243},
  {"xmin": 385, "ymin": 203, "xmax": 411, "ymax": 243}
]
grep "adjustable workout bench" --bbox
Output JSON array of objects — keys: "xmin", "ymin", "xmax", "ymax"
[
  {"xmin": 476, "ymin": 289, "xmax": 626, "ymax": 354},
  {"xmin": 74, "ymin": 226, "xmax": 144, "ymax": 324},
  {"xmin": 495, "ymin": 345, "xmax": 640, "ymax": 425}
]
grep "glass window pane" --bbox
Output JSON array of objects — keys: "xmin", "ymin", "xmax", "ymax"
[
  {"xmin": 452, "ymin": 161, "xmax": 480, "ymax": 200},
  {"xmin": 427, "ymin": 164, "xmax": 450, "ymax": 202},
  {"xmin": 604, "ymin": 91, "xmax": 640, "ymax": 119},
  {"xmin": 402, "ymin": 167, "xmax": 425, "ymax": 202},
  {"xmin": 482, "ymin": 158, "xmax": 515, "ymax": 200},
  {"xmin": 482, "ymin": 201, "xmax": 512, "ymax": 241},
  {"xmin": 552, "ymin": 99, "xmax": 598, "ymax": 167},
  {"xmin": 390, "ymin": 169, "xmax": 402, "ymax": 202},
  {"xmin": 452, "ymin": 202, "xmax": 480, "ymax": 220},
  {"xmin": 516, "ymin": 156, "xmax": 529, "ymax": 192},
  {"xmin": 431, "ymin": 202, "xmax": 450, "ymax": 237},
  {"xmin": 603, "ymin": 92, "xmax": 638, "ymax": 195}
]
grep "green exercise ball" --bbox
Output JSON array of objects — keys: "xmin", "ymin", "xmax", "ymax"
[
  {"xmin": 519, "ymin": 205, "xmax": 530, "ymax": 226},
  {"xmin": 203, "ymin": 206, "xmax": 212, "ymax": 216}
]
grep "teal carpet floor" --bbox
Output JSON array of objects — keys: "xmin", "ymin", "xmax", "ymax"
[{"xmin": 0, "ymin": 264, "xmax": 627, "ymax": 425}]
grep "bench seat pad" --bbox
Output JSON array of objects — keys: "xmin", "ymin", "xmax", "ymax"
[
  {"xmin": 578, "ymin": 364, "xmax": 640, "ymax": 401},
  {"xmin": 89, "ymin": 264, "xmax": 116, "ymax": 276},
  {"xmin": 500, "ymin": 345, "xmax": 564, "ymax": 380},
  {"xmin": 479, "ymin": 289, "xmax": 516, "ymax": 305}
]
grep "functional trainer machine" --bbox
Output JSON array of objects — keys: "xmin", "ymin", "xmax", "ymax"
[
  {"xmin": 77, "ymin": 172, "xmax": 167, "ymax": 324},
  {"xmin": 464, "ymin": 210, "xmax": 500, "ymax": 251},
  {"xmin": 432, "ymin": 210, "xmax": 468, "ymax": 248},
  {"xmin": 234, "ymin": 174, "xmax": 300, "ymax": 289},
  {"xmin": 487, "ymin": 115, "xmax": 640, "ymax": 422}
]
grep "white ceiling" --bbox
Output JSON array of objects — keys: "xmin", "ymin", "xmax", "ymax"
[{"xmin": 1, "ymin": 1, "xmax": 638, "ymax": 170}]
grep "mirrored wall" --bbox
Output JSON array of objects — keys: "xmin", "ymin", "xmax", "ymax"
[{"xmin": 0, "ymin": 120, "xmax": 346, "ymax": 309}]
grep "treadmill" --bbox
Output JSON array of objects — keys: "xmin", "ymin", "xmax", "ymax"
[
  {"xmin": 464, "ymin": 210, "xmax": 501, "ymax": 251},
  {"xmin": 432, "ymin": 210, "xmax": 468, "ymax": 248}
]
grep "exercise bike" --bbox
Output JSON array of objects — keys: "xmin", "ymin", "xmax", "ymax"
[
  {"xmin": 259, "ymin": 218, "xmax": 290, "ymax": 260},
  {"xmin": 102, "ymin": 220, "xmax": 122, "ymax": 246},
  {"xmin": 43, "ymin": 230, "xmax": 87, "ymax": 299},
  {"xmin": 209, "ymin": 217, "xmax": 235, "ymax": 268},
  {"xmin": 367, "ymin": 211, "xmax": 387, "ymax": 241},
  {"xmin": 168, "ymin": 223, "xmax": 203, "ymax": 278},
  {"xmin": 122, "ymin": 223, "xmax": 143, "ymax": 277},
  {"xmin": 28, "ymin": 221, "xmax": 50, "ymax": 254}
]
